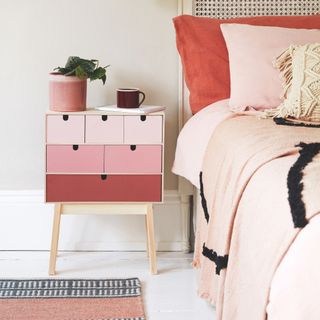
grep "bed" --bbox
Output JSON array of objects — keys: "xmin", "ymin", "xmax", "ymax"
[{"xmin": 173, "ymin": 1, "xmax": 320, "ymax": 319}]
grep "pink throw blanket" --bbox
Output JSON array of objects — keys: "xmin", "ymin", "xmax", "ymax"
[{"xmin": 194, "ymin": 115, "xmax": 320, "ymax": 319}]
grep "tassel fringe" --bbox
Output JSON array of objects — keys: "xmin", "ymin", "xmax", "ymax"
[
  {"xmin": 274, "ymin": 45, "xmax": 295, "ymax": 99},
  {"xmin": 263, "ymin": 43, "xmax": 320, "ymax": 122}
]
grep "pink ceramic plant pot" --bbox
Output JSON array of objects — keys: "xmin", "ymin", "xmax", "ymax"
[{"xmin": 49, "ymin": 73, "xmax": 87, "ymax": 112}]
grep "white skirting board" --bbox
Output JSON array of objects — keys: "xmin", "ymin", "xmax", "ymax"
[{"xmin": 0, "ymin": 190, "xmax": 191, "ymax": 252}]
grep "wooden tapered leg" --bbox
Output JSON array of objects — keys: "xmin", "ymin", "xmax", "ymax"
[
  {"xmin": 145, "ymin": 215, "xmax": 150, "ymax": 258},
  {"xmin": 146, "ymin": 204, "xmax": 157, "ymax": 275},
  {"xmin": 49, "ymin": 203, "xmax": 62, "ymax": 275}
]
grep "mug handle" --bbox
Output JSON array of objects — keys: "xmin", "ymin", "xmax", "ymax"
[{"xmin": 138, "ymin": 91, "xmax": 145, "ymax": 107}]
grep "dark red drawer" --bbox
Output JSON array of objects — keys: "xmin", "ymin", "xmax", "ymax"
[{"xmin": 46, "ymin": 174, "xmax": 162, "ymax": 202}]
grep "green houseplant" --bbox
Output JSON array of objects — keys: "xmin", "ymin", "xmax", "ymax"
[{"xmin": 49, "ymin": 56, "xmax": 109, "ymax": 112}]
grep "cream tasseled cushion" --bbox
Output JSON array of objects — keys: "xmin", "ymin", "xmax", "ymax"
[{"xmin": 264, "ymin": 43, "xmax": 320, "ymax": 122}]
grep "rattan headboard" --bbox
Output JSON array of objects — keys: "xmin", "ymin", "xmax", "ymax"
[{"xmin": 193, "ymin": 0, "xmax": 320, "ymax": 19}]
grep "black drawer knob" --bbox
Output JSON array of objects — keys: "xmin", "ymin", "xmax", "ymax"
[
  {"xmin": 130, "ymin": 145, "xmax": 136, "ymax": 151},
  {"xmin": 102, "ymin": 115, "xmax": 108, "ymax": 121},
  {"xmin": 140, "ymin": 115, "xmax": 146, "ymax": 122},
  {"xmin": 63, "ymin": 115, "xmax": 69, "ymax": 121},
  {"xmin": 72, "ymin": 145, "xmax": 79, "ymax": 151},
  {"xmin": 101, "ymin": 174, "xmax": 107, "ymax": 180}
]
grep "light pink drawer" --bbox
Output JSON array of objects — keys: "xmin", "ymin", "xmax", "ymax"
[
  {"xmin": 47, "ymin": 115, "xmax": 85, "ymax": 144},
  {"xmin": 124, "ymin": 115, "xmax": 163, "ymax": 144},
  {"xmin": 105, "ymin": 145, "xmax": 162, "ymax": 174},
  {"xmin": 47, "ymin": 145, "xmax": 104, "ymax": 173},
  {"xmin": 86, "ymin": 115, "xmax": 123, "ymax": 144}
]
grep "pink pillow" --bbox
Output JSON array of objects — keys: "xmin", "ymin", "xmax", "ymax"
[
  {"xmin": 173, "ymin": 15, "xmax": 320, "ymax": 114},
  {"xmin": 220, "ymin": 24, "xmax": 320, "ymax": 111}
]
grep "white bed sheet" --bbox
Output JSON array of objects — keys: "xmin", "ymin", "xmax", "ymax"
[{"xmin": 172, "ymin": 99, "xmax": 233, "ymax": 188}]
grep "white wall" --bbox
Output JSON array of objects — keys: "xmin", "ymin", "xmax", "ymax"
[
  {"xmin": 0, "ymin": 0, "xmax": 179, "ymax": 190},
  {"xmin": 0, "ymin": 1, "xmax": 187, "ymax": 251},
  {"xmin": 0, "ymin": 190, "xmax": 187, "ymax": 251}
]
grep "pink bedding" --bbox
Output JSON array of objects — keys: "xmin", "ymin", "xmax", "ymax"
[
  {"xmin": 192, "ymin": 115, "xmax": 320, "ymax": 319},
  {"xmin": 172, "ymin": 99, "xmax": 233, "ymax": 188},
  {"xmin": 268, "ymin": 214, "xmax": 320, "ymax": 319}
]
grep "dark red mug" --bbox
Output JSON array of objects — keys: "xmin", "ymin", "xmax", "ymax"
[{"xmin": 117, "ymin": 88, "xmax": 145, "ymax": 108}]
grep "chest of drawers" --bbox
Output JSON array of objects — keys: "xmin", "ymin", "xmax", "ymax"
[
  {"xmin": 46, "ymin": 108, "xmax": 164, "ymax": 275},
  {"xmin": 45, "ymin": 110, "xmax": 164, "ymax": 203}
]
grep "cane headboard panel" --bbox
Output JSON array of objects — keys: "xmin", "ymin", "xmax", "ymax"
[{"xmin": 193, "ymin": 0, "xmax": 320, "ymax": 19}]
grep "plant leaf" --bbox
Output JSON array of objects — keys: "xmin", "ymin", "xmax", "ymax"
[
  {"xmin": 65, "ymin": 56, "xmax": 81, "ymax": 70},
  {"xmin": 79, "ymin": 59, "xmax": 96, "ymax": 74},
  {"xmin": 89, "ymin": 67, "xmax": 106, "ymax": 83},
  {"xmin": 101, "ymin": 74, "xmax": 107, "ymax": 85},
  {"xmin": 75, "ymin": 66, "xmax": 87, "ymax": 79},
  {"xmin": 54, "ymin": 56, "xmax": 109, "ymax": 83},
  {"xmin": 54, "ymin": 67, "xmax": 68, "ymax": 73}
]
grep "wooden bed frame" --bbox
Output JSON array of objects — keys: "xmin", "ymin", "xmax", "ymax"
[{"xmin": 177, "ymin": 0, "xmax": 320, "ymax": 251}]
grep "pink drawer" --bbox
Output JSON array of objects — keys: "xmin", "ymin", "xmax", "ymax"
[
  {"xmin": 124, "ymin": 115, "xmax": 163, "ymax": 144},
  {"xmin": 105, "ymin": 145, "xmax": 162, "ymax": 174},
  {"xmin": 47, "ymin": 145, "xmax": 104, "ymax": 173},
  {"xmin": 46, "ymin": 174, "xmax": 162, "ymax": 202},
  {"xmin": 46, "ymin": 115, "xmax": 85, "ymax": 144},
  {"xmin": 86, "ymin": 115, "xmax": 123, "ymax": 144}
]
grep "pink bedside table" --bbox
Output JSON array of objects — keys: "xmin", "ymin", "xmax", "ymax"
[{"xmin": 45, "ymin": 108, "xmax": 165, "ymax": 275}]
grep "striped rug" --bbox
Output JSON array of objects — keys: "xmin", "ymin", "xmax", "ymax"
[{"xmin": 0, "ymin": 278, "xmax": 145, "ymax": 320}]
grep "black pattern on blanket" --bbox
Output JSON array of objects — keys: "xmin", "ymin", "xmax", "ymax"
[
  {"xmin": 198, "ymin": 115, "xmax": 320, "ymax": 319},
  {"xmin": 201, "ymin": 142, "xmax": 320, "ymax": 276},
  {"xmin": 274, "ymin": 117, "xmax": 320, "ymax": 128},
  {"xmin": 288, "ymin": 142, "xmax": 320, "ymax": 228},
  {"xmin": 202, "ymin": 243, "xmax": 228, "ymax": 275},
  {"xmin": 199, "ymin": 171, "xmax": 210, "ymax": 223}
]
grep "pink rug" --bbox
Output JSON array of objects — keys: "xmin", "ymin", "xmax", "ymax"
[{"xmin": 0, "ymin": 278, "xmax": 145, "ymax": 320}]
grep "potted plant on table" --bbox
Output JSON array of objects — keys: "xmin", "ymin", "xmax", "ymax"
[{"xmin": 49, "ymin": 56, "xmax": 109, "ymax": 112}]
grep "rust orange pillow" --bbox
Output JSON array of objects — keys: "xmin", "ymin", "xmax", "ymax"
[{"xmin": 173, "ymin": 14, "xmax": 320, "ymax": 114}]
